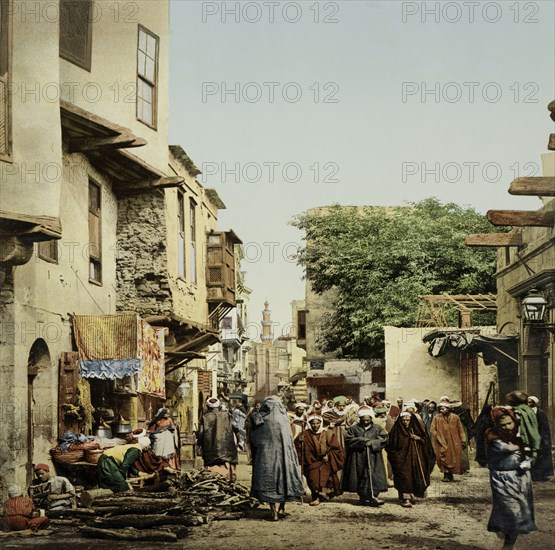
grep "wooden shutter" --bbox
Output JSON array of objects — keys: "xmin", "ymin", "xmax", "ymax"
[{"xmin": 58, "ymin": 352, "xmax": 80, "ymax": 435}]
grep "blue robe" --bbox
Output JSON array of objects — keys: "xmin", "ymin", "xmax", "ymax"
[
  {"xmin": 487, "ymin": 439, "xmax": 537, "ymax": 537},
  {"xmin": 249, "ymin": 396, "xmax": 305, "ymax": 503}
]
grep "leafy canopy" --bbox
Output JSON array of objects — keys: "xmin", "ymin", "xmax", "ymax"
[{"xmin": 291, "ymin": 198, "xmax": 504, "ymax": 359}]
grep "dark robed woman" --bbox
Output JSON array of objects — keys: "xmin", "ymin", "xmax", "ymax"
[
  {"xmin": 386, "ymin": 412, "xmax": 435, "ymax": 507},
  {"xmin": 249, "ymin": 395, "xmax": 305, "ymax": 520}
]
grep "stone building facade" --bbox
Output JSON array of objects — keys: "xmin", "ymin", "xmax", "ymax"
[{"xmin": 0, "ymin": 1, "xmax": 243, "ymax": 498}]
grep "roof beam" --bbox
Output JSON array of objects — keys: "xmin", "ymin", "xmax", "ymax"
[
  {"xmin": 113, "ymin": 176, "xmax": 184, "ymax": 195},
  {"xmin": 465, "ymin": 233, "xmax": 523, "ymax": 247},
  {"xmin": 486, "ymin": 209, "xmax": 554, "ymax": 227},
  {"xmin": 68, "ymin": 134, "xmax": 147, "ymax": 153},
  {"xmin": 508, "ymin": 177, "xmax": 555, "ymax": 197}
]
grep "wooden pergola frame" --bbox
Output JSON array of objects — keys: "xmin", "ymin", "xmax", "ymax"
[{"xmin": 417, "ymin": 294, "xmax": 497, "ymax": 328}]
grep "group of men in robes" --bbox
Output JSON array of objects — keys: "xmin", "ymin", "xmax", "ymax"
[
  {"xmin": 194, "ymin": 388, "xmax": 551, "ymax": 525},
  {"xmin": 287, "ymin": 395, "xmax": 436, "ymax": 508}
]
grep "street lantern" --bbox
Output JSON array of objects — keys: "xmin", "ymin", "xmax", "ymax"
[
  {"xmin": 177, "ymin": 378, "xmax": 191, "ymax": 398},
  {"xmin": 521, "ymin": 289, "xmax": 548, "ymax": 323}
]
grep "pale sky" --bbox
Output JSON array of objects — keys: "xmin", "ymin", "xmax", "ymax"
[{"xmin": 168, "ymin": 0, "xmax": 555, "ymax": 338}]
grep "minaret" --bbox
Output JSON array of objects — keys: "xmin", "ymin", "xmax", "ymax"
[{"xmin": 261, "ymin": 300, "xmax": 274, "ymax": 346}]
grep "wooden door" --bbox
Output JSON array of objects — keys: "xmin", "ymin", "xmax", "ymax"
[
  {"xmin": 460, "ymin": 351, "xmax": 479, "ymax": 420},
  {"xmin": 58, "ymin": 352, "xmax": 80, "ymax": 436}
]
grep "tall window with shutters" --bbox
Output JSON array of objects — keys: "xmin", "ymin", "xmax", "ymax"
[
  {"xmin": 136, "ymin": 26, "xmax": 159, "ymax": 129},
  {"xmin": 189, "ymin": 199, "xmax": 197, "ymax": 284},
  {"xmin": 177, "ymin": 191, "xmax": 186, "ymax": 279},
  {"xmin": 88, "ymin": 179, "xmax": 102, "ymax": 284},
  {"xmin": 59, "ymin": 0, "xmax": 93, "ymax": 71},
  {"xmin": 0, "ymin": 0, "xmax": 12, "ymax": 160}
]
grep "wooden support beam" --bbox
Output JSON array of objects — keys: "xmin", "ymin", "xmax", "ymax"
[
  {"xmin": 508, "ymin": 177, "xmax": 555, "ymax": 196},
  {"xmin": 113, "ymin": 176, "xmax": 184, "ymax": 195},
  {"xmin": 465, "ymin": 233, "xmax": 523, "ymax": 247},
  {"xmin": 486, "ymin": 209, "xmax": 554, "ymax": 227},
  {"xmin": 69, "ymin": 134, "xmax": 147, "ymax": 153}
]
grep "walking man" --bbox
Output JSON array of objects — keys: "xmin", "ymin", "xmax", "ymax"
[
  {"xmin": 430, "ymin": 403, "xmax": 466, "ymax": 482},
  {"xmin": 342, "ymin": 405, "xmax": 388, "ymax": 506}
]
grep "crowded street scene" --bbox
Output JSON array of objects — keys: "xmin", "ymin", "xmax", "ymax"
[{"xmin": 1, "ymin": 1, "xmax": 554, "ymax": 549}]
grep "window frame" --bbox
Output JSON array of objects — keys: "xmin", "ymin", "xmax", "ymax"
[
  {"xmin": 189, "ymin": 198, "xmax": 197, "ymax": 284},
  {"xmin": 0, "ymin": 0, "xmax": 13, "ymax": 161},
  {"xmin": 88, "ymin": 178, "xmax": 102, "ymax": 285},
  {"xmin": 59, "ymin": 0, "xmax": 93, "ymax": 72},
  {"xmin": 38, "ymin": 240, "xmax": 59, "ymax": 264},
  {"xmin": 177, "ymin": 191, "xmax": 186, "ymax": 280},
  {"xmin": 136, "ymin": 25, "xmax": 159, "ymax": 130}
]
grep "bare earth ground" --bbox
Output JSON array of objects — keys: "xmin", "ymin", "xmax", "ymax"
[{"xmin": 2, "ymin": 452, "xmax": 554, "ymax": 550}]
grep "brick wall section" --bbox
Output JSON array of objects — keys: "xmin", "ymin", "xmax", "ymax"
[{"xmin": 116, "ymin": 192, "xmax": 172, "ymax": 315}]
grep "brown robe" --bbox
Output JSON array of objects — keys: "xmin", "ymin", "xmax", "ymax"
[
  {"xmin": 386, "ymin": 414, "xmax": 435, "ymax": 498},
  {"xmin": 430, "ymin": 412, "xmax": 466, "ymax": 474},
  {"xmin": 303, "ymin": 428, "xmax": 344, "ymax": 498}
]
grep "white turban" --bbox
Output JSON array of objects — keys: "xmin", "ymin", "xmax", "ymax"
[
  {"xmin": 528, "ymin": 396, "xmax": 539, "ymax": 405},
  {"xmin": 8, "ymin": 484, "xmax": 23, "ymax": 498},
  {"xmin": 357, "ymin": 406, "xmax": 375, "ymax": 418},
  {"xmin": 207, "ymin": 397, "xmax": 221, "ymax": 409}
]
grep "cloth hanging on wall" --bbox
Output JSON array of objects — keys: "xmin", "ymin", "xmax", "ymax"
[{"xmin": 72, "ymin": 315, "xmax": 165, "ymax": 396}]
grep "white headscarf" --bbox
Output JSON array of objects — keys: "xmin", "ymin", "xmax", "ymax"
[{"xmin": 306, "ymin": 414, "xmax": 324, "ymax": 433}]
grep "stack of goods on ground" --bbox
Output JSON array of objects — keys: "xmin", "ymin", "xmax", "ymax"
[{"xmin": 47, "ymin": 469, "xmax": 259, "ymax": 542}]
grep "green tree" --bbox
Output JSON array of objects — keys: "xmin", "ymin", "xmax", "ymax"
[{"xmin": 291, "ymin": 198, "xmax": 504, "ymax": 359}]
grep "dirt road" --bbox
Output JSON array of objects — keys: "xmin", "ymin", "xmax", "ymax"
[{"xmin": 2, "ymin": 453, "xmax": 553, "ymax": 550}]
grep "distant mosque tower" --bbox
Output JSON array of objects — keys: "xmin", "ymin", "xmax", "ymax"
[{"xmin": 261, "ymin": 300, "xmax": 274, "ymax": 346}]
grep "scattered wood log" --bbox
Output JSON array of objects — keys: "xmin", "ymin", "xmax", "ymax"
[
  {"xmin": 92, "ymin": 497, "xmax": 179, "ymax": 508},
  {"xmin": 47, "ymin": 507, "xmax": 97, "ymax": 518},
  {"xmin": 80, "ymin": 488, "xmax": 114, "ymax": 507},
  {"xmin": 91, "ymin": 503, "xmax": 177, "ymax": 516},
  {"xmin": 89, "ymin": 514, "xmax": 203, "ymax": 529},
  {"xmin": 81, "ymin": 526, "xmax": 177, "ymax": 542},
  {"xmin": 136, "ymin": 480, "xmax": 172, "ymax": 493}
]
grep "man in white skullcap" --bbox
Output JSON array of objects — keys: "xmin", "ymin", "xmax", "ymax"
[
  {"xmin": 342, "ymin": 405, "xmax": 388, "ymax": 506},
  {"xmin": 197, "ymin": 396, "xmax": 238, "ymax": 481},
  {"xmin": 289, "ymin": 402, "xmax": 308, "ymax": 463},
  {"xmin": 302, "ymin": 414, "xmax": 344, "ymax": 505}
]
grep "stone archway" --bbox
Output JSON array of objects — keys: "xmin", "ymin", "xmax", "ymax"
[{"xmin": 27, "ymin": 339, "xmax": 51, "ymax": 484}]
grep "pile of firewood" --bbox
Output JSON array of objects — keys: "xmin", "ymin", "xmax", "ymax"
[{"xmin": 47, "ymin": 469, "xmax": 259, "ymax": 542}]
